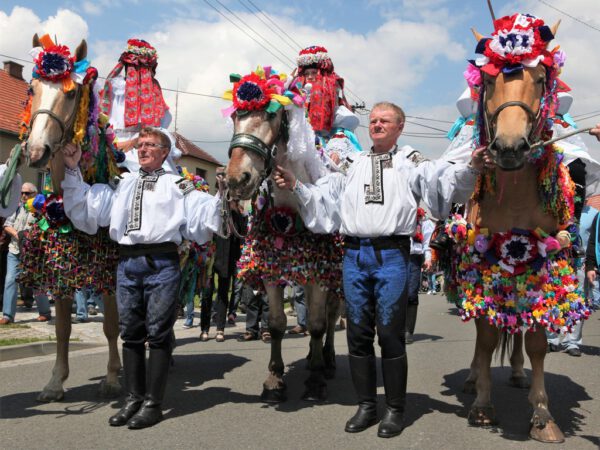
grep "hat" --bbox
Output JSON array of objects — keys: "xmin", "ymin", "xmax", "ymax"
[{"xmin": 297, "ymin": 46, "xmax": 334, "ymax": 74}]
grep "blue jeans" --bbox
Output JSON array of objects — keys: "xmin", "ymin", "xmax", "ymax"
[
  {"xmin": 343, "ymin": 242, "xmax": 409, "ymax": 359},
  {"xmin": 291, "ymin": 284, "xmax": 307, "ymax": 328},
  {"xmin": 74, "ymin": 288, "xmax": 103, "ymax": 320},
  {"xmin": 116, "ymin": 253, "xmax": 181, "ymax": 349},
  {"xmin": 2, "ymin": 252, "xmax": 50, "ymax": 321}
]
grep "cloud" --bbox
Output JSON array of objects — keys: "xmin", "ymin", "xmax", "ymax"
[
  {"xmin": 82, "ymin": 2, "xmax": 103, "ymax": 15},
  {"xmin": 0, "ymin": 6, "xmax": 89, "ymax": 62}
]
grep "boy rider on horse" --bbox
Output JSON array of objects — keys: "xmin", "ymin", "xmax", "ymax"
[
  {"xmin": 61, "ymin": 128, "xmax": 223, "ymax": 429},
  {"xmin": 274, "ymin": 101, "xmax": 490, "ymax": 438}
]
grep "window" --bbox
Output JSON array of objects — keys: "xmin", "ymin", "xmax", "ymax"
[{"xmin": 195, "ymin": 168, "xmax": 207, "ymax": 179}]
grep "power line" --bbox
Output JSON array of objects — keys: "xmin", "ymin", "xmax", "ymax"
[
  {"xmin": 406, "ymin": 115, "xmax": 454, "ymax": 124},
  {"xmin": 237, "ymin": 0, "xmax": 299, "ymax": 53},
  {"xmin": 405, "ymin": 120, "xmax": 448, "ymax": 133},
  {"xmin": 246, "ymin": 0, "xmax": 303, "ymax": 50},
  {"xmin": 202, "ymin": 0, "xmax": 293, "ymax": 70},
  {"xmin": 536, "ymin": 0, "xmax": 600, "ymax": 33}
]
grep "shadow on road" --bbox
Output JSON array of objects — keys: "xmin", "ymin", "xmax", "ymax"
[{"xmin": 441, "ymin": 367, "xmax": 593, "ymax": 442}]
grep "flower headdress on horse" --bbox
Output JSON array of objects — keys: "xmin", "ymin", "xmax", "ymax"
[
  {"xmin": 100, "ymin": 39, "xmax": 168, "ymax": 129},
  {"xmin": 467, "ymin": 13, "xmax": 575, "ymax": 225}
]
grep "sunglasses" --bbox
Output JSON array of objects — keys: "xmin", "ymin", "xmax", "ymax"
[{"xmin": 21, "ymin": 191, "xmax": 35, "ymax": 195}]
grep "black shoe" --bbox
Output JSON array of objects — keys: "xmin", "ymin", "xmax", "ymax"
[
  {"xmin": 405, "ymin": 332, "xmax": 414, "ymax": 345},
  {"xmin": 566, "ymin": 347, "xmax": 582, "ymax": 357},
  {"xmin": 109, "ymin": 344, "xmax": 145, "ymax": 427},
  {"xmin": 547, "ymin": 343, "xmax": 560, "ymax": 353},
  {"xmin": 405, "ymin": 304, "xmax": 418, "ymax": 344},
  {"xmin": 345, "ymin": 354, "xmax": 378, "ymax": 433},
  {"xmin": 377, "ymin": 355, "xmax": 407, "ymax": 438},
  {"xmin": 127, "ymin": 347, "xmax": 171, "ymax": 429}
]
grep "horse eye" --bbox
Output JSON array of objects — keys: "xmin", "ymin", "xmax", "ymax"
[{"xmin": 65, "ymin": 90, "xmax": 76, "ymax": 99}]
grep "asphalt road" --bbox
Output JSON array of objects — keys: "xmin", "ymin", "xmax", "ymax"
[{"xmin": 1, "ymin": 295, "xmax": 598, "ymax": 450}]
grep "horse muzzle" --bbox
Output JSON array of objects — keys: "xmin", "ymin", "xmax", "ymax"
[
  {"xmin": 488, "ymin": 137, "xmax": 531, "ymax": 172},
  {"xmin": 25, "ymin": 142, "xmax": 52, "ymax": 168}
]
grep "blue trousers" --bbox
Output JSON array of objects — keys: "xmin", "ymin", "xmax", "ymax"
[
  {"xmin": 343, "ymin": 242, "xmax": 409, "ymax": 359},
  {"xmin": 116, "ymin": 253, "xmax": 181, "ymax": 349}
]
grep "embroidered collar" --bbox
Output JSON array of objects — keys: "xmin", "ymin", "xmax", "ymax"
[
  {"xmin": 139, "ymin": 167, "xmax": 166, "ymax": 177},
  {"xmin": 368, "ymin": 145, "xmax": 399, "ymax": 157}
]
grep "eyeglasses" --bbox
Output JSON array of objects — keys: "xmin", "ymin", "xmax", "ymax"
[
  {"xmin": 137, "ymin": 142, "xmax": 167, "ymax": 149},
  {"xmin": 21, "ymin": 191, "xmax": 35, "ymax": 196}
]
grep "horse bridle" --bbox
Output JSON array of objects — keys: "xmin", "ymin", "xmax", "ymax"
[
  {"xmin": 221, "ymin": 111, "xmax": 289, "ymax": 238},
  {"xmin": 482, "ymin": 82, "xmax": 545, "ymax": 158},
  {"xmin": 24, "ymin": 85, "xmax": 82, "ymax": 156}
]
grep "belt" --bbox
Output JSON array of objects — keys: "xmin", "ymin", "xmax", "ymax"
[
  {"xmin": 119, "ymin": 242, "xmax": 178, "ymax": 257},
  {"xmin": 344, "ymin": 235, "xmax": 410, "ymax": 251}
]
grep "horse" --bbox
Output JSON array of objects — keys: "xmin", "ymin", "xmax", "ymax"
[
  {"xmin": 22, "ymin": 34, "xmax": 122, "ymax": 402},
  {"xmin": 224, "ymin": 67, "xmax": 341, "ymax": 402},
  {"xmin": 447, "ymin": 15, "xmax": 591, "ymax": 443}
]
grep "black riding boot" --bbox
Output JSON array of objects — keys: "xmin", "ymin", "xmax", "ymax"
[
  {"xmin": 378, "ymin": 355, "xmax": 408, "ymax": 438},
  {"xmin": 405, "ymin": 304, "xmax": 418, "ymax": 344},
  {"xmin": 127, "ymin": 347, "xmax": 171, "ymax": 429},
  {"xmin": 109, "ymin": 344, "xmax": 145, "ymax": 426},
  {"xmin": 345, "ymin": 354, "xmax": 378, "ymax": 433}
]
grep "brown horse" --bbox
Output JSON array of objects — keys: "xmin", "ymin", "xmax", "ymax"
[
  {"xmin": 226, "ymin": 95, "xmax": 341, "ymax": 403},
  {"xmin": 24, "ymin": 34, "xmax": 121, "ymax": 402},
  {"xmin": 461, "ymin": 21, "xmax": 571, "ymax": 442}
]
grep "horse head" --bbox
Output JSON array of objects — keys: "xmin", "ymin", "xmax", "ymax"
[
  {"xmin": 472, "ymin": 17, "xmax": 560, "ymax": 171},
  {"xmin": 224, "ymin": 68, "xmax": 295, "ymax": 200},
  {"xmin": 26, "ymin": 34, "xmax": 88, "ymax": 168}
]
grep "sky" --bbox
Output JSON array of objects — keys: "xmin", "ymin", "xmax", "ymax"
[{"xmin": 1, "ymin": 0, "xmax": 599, "ymax": 163}]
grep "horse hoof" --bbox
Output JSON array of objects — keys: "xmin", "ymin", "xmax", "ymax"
[
  {"xmin": 98, "ymin": 380, "xmax": 122, "ymax": 399},
  {"xmin": 302, "ymin": 384, "xmax": 327, "ymax": 402},
  {"xmin": 37, "ymin": 388, "xmax": 64, "ymax": 403},
  {"xmin": 468, "ymin": 406, "xmax": 497, "ymax": 427},
  {"xmin": 509, "ymin": 375, "xmax": 530, "ymax": 389},
  {"xmin": 463, "ymin": 380, "xmax": 476, "ymax": 395},
  {"xmin": 530, "ymin": 420, "xmax": 565, "ymax": 443},
  {"xmin": 260, "ymin": 388, "xmax": 287, "ymax": 404}
]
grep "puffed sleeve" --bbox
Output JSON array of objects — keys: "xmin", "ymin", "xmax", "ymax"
[
  {"xmin": 182, "ymin": 190, "xmax": 222, "ymax": 244},
  {"xmin": 409, "ymin": 160, "xmax": 478, "ymax": 219},
  {"xmin": 422, "ymin": 219, "xmax": 435, "ymax": 262},
  {"xmin": 61, "ymin": 166, "xmax": 114, "ymax": 234},
  {"xmin": 0, "ymin": 164, "xmax": 22, "ymax": 218},
  {"xmin": 293, "ymin": 172, "xmax": 345, "ymax": 234}
]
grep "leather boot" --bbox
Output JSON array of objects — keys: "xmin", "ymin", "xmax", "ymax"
[
  {"xmin": 127, "ymin": 347, "xmax": 171, "ymax": 429},
  {"xmin": 405, "ymin": 304, "xmax": 418, "ymax": 344},
  {"xmin": 345, "ymin": 354, "xmax": 378, "ymax": 433},
  {"xmin": 378, "ymin": 355, "xmax": 407, "ymax": 438},
  {"xmin": 109, "ymin": 344, "xmax": 145, "ymax": 426}
]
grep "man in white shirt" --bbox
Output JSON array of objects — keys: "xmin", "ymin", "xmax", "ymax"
[
  {"xmin": 274, "ymin": 102, "xmax": 488, "ymax": 438},
  {"xmin": 61, "ymin": 127, "xmax": 222, "ymax": 429}
]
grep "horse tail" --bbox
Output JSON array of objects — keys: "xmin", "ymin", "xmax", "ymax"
[{"xmin": 495, "ymin": 330, "xmax": 513, "ymax": 367}]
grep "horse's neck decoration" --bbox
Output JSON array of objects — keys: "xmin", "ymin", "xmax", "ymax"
[
  {"xmin": 467, "ymin": 13, "xmax": 574, "ymax": 226},
  {"xmin": 23, "ymin": 34, "xmax": 122, "ymax": 188}
]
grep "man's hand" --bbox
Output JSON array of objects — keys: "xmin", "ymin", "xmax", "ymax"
[
  {"xmin": 470, "ymin": 147, "xmax": 495, "ymax": 172},
  {"xmin": 590, "ymin": 123, "xmax": 600, "ymax": 142},
  {"xmin": 216, "ymin": 167, "xmax": 227, "ymax": 194},
  {"xmin": 587, "ymin": 270, "xmax": 597, "ymax": 285},
  {"xmin": 423, "ymin": 259, "xmax": 432, "ymax": 272},
  {"xmin": 62, "ymin": 143, "xmax": 82, "ymax": 169},
  {"xmin": 273, "ymin": 165, "xmax": 297, "ymax": 191}
]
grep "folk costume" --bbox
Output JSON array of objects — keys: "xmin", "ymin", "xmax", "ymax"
[
  {"xmin": 293, "ymin": 140, "xmax": 478, "ymax": 436},
  {"xmin": 62, "ymin": 129, "xmax": 222, "ymax": 429},
  {"xmin": 440, "ymin": 14, "xmax": 591, "ymax": 336},
  {"xmin": 296, "ymin": 46, "xmax": 362, "ymax": 172}
]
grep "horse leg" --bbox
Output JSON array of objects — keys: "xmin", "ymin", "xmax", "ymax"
[
  {"xmin": 526, "ymin": 328, "xmax": 564, "ymax": 443},
  {"xmin": 302, "ymin": 284, "xmax": 329, "ymax": 402},
  {"xmin": 467, "ymin": 319, "xmax": 499, "ymax": 426},
  {"xmin": 463, "ymin": 324, "xmax": 479, "ymax": 394},
  {"xmin": 323, "ymin": 291, "xmax": 341, "ymax": 380},
  {"xmin": 260, "ymin": 285, "xmax": 287, "ymax": 403},
  {"xmin": 98, "ymin": 294, "xmax": 122, "ymax": 398},
  {"xmin": 508, "ymin": 332, "xmax": 529, "ymax": 389},
  {"xmin": 37, "ymin": 297, "xmax": 71, "ymax": 402}
]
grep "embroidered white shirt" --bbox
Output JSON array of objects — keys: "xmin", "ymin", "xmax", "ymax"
[
  {"xmin": 62, "ymin": 167, "xmax": 221, "ymax": 246},
  {"xmin": 293, "ymin": 145, "xmax": 477, "ymax": 237}
]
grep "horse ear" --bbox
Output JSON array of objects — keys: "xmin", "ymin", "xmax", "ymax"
[
  {"xmin": 471, "ymin": 27, "xmax": 484, "ymax": 42},
  {"xmin": 550, "ymin": 20, "xmax": 561, "ymax": 39},
  {"xmin": 32, "ymin": 33, "xmax": 41, "ymax": 48},
  {"xmin": 75, "ymin": 39, "xmax": 87, "ymax": 62}
]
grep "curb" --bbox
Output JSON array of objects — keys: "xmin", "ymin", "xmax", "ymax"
[{"xmin": 0, "ymin": 341, "xmax": 104, "ymax": 362}]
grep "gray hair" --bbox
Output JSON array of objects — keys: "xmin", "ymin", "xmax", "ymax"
[{"xmin": 372, "ymin": 102, "xmax": 406, "ymax": 125}]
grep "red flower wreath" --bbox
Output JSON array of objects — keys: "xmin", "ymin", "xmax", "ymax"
[
  {"xmin": 232, "ymin": 73, "xmax": 274, "ymax": 111},
  {"xmin": 34, "ymin": 45, "xmax": 74, "ymax": 82}
]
